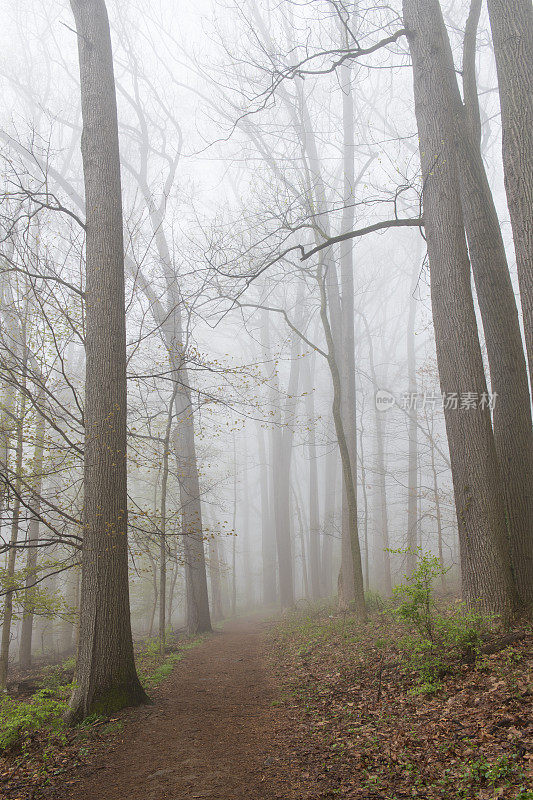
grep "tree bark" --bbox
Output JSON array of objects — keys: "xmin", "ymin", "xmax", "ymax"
[
  {"xmin": 66, "ymin": 0, "xmax": 147, "ymax": 722},
  {"xmin": 403, "ymin": 0, "xmax": 517, "ymax": 617},
  {"xmin": 487, "ymin": 0, "xmax": 533, "ymax": 390},
  {"xmin": 457, "ymin": 0, "xmax": 533, "ymax": 611}
]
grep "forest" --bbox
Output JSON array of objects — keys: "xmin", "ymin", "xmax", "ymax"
[{"xmin": 0, "ymin": 0, "xmax": 531, "ymax": 798}]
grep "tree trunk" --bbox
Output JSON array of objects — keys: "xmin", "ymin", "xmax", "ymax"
[
  {"xmin": 293, "ymin": 484, "xmax": 310, "ymax": 601},
  {"xmin": 261, "ymin": 305, "xmax": 301, "ymax": 608},
  {"xmin": 19, "ymin": 400, "xmax": 46, "ymax": 669},
  {"xmin": 487, "ymin": 0, "xmax": 533, "ymax": 390},
  {"xmin": 338, "ymin": 38, "xmax": 359, "ymax": 609},
  {"xmin": 456, "ymin": 0, "xmax": 533, "ymax": 611},
  {"xmin": 406, "ymin": 260, "xmax": 419, "ymax": 572},
  {"xmin": 304, "ymin": 356, "xmax": 321, "ymax": 600},
  {"xmin": 172, "ymin": 406, "xmax": 211, "ymax": 634},
  {"xmin": 318, "ymin": 264, "xmax": 365, "ymax": 619},
  {"xmin": 321, "ymin": 435, "xmax": 337, "ymax": 598},
  {"xmin": 241, "ymin": 435, "xmax": 253, "ymax": 607},
  {"xmin": 403, "ymin": 0, "xmax": 517, "ymax": 617},
  {"xmin": 256, "ymin": 421, "xmax": 276, "ymax": 605},
  {"xmin": 159, "ymin": 393, "xmax": 175, "ymax": 654},
  {"xmin": 66, "ymin": 0, "xmax": 147, "ymax": 722},
  {"xmin": 208, "ymin": 527, "xmax": 224, "ymax": 622},
  {"xmin": 358, "ymin": 424, "xmax": 370, "ymax": 591},
  {"xmin": 231, "ymin": 433, "xmax": 237, "ymax": 615},
  {"xmin": 0, "ymin": 358, "xmax": 27, "ymax": 688},
  {"xmin": 359, "ymin": 314, "xmax": 392, "ymax": 595}
]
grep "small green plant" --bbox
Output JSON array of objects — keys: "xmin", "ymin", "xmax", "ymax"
[
  {"xmin": 392, "ymin": 549, "xmax": 493, "ymax": 690},
  {"xmin": 392, "ymin": 549, "xmax": 444, "ymax": 640},
  {"xmin": 0, "ymin": 690, "xmax": 66, "ymax": 751},
  {"xmin": 457, "ymin": 753, "xmax": 530, "ymax": 798}
]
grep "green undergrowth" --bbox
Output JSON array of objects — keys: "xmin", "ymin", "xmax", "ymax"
[{"xmin": 267, "ymin": 583, "xmax": 532, "ymax": 800}]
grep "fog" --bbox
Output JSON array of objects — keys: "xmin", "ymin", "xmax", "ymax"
[{"xmin": 0, "ymin": 0, "xmax": 528, "ymax": 675}]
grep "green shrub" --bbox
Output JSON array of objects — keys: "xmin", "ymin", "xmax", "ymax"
[{"xmin": 391, "ymin": 549, "xmax": 493, "ymax": 691}]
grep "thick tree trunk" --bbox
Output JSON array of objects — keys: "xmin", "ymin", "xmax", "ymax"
[
  {"xmin": 487, "ymin": 0, "xmax": 533, "ymax": 390},
  {"xmin": 66, "ymin": 0, "xmax": 147, "ymax": 722},
  {"xmin": 403, "ymin": 0, "xmax": 517, "ymax": 617},
  {"xmin": 456, "ymin": 0, "xmax": 533, "ymax": 611}
]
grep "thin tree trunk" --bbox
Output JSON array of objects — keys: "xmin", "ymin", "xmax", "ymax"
[
  {"xmin": 0, "ymin": 352, "xmax": 27, "ymax": 688},
  {"xmin": 304, "ymin": 356, "xmax": 320, "ymax": 599},
  {"xmin": 321, "ymin": 435, "xmax": 337, "ymax": 598},
  {"xmin": 318, "ymin": 263, "xmax": 365, "ymax": 619},
  {"xmin": 208, "ymin": 529, "xmax": 223, "ymax": 621},
  {"xmin": 256, "ymin": 421, "xmax": 276, "ymax": 604},
  {"xmin": 19, "ymin": 399, "xmax": 46, "ymax": 668},
  {"xmin": 159, "ymin": 392, "xmax": 175, "ymax": 654},
  {"xmin": 172, "ymin": 382, "xmax": 211, "ymax": 635},
  {"xmin": 406, "ymin": 260, "xmax": 419, "ymax": 572},
  {"xmin": 231, "ymin": 434, "xmax": 237, "ymax": 616},
  {"xmin": 430, "ymin": 434, "xmax": 446, "ymax": 593},
  {"xmin": 358, "ymin": 424, "xmax": 370, "ymax": 592},
  {"xmin": 338, "ymin": 31, "xmax": 359, "ymax": 609},
  {"xmin": 359, "ymin": 314, "xmax": 392, "ymax": 595},
  {"xmin": 261, "ymin": 304, "xmax": 302, "ymax": 608},
  {"xmin": 293, "ymin": 485, "xmax": 309, "ymax": 601},
  {"xmin": 129, "ymin": 114, "xmax": 211, "ymax": 636},
  {"xmin": 241, "ymin": 435, "xmax": 253, "ymax": 607},
  {"xmin": 147, "ymin": 551, "xmax": 158, "ymax": 638}
]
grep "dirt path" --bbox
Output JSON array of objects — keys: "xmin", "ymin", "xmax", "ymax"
[{"xmin": 65, "ymin": 619, "xmax": 293, "ymax": 800}]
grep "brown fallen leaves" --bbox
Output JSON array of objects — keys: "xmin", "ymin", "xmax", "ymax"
[{"xmin": 265, "ymin": 607, "xmax": 533, "ymax": 800}]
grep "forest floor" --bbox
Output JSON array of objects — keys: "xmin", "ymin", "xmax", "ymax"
[
  {"xmin": 0, "ymin": 607, "xmax": 532, "ymax": 799},
  {"xmin": 0, "ymin": 617, "xmax": 298, "ymax": 799}
]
